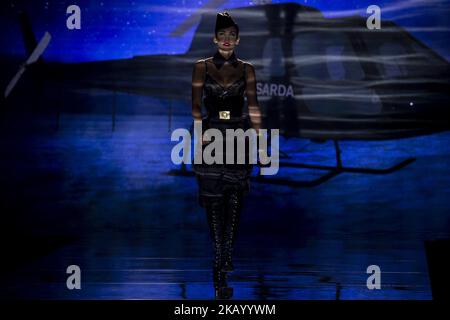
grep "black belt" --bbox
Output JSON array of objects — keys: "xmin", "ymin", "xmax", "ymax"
[{"xmin": 207, "ymin": 110, "xmax": 244, "ymax": 120}]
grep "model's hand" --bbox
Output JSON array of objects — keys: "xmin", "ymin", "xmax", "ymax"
[
  {"xmin": 256, "ymin": 132, "xmax": 270, "ymax": 167},
  {"xmin": 202, "ymin": 132, "xmax": 211, "ymax": 145}
]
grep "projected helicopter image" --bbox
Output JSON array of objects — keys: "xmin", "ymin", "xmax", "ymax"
[
  {"xmin": 1, "ymin": 2, "xmax": 449, "ymax": 300},
  {"xmin": 6, "ymin": 3, "xmax": 450, "ymax": 186}
]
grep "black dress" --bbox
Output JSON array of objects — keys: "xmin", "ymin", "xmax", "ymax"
[{"xmin": 192, "ymin": 50, "xmax": 257, "ymax": 208}]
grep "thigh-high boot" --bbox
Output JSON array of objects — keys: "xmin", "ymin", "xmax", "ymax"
[
  {"xmin": 205, "ymin": 200, "xmax": 233, "ymax": 299},
  {"xmin": 221, "ymin": 190, "xmax": 243, "ymax": 273}
]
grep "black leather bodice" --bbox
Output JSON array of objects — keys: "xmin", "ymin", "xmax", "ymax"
[{"xmin": 203, "ymin": 61, "xmax": 247, "ymax": 119}]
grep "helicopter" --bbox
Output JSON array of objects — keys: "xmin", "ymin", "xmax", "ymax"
[{"xmin": 3, "ymin": 2, "xmax": 450, "ymax": 187}]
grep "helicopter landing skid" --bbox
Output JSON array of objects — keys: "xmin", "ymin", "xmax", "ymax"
[
  {"xmin": 254, "ymin": 140, "xmax": 416, "ymax": 187},
  {"xmin": 168, "ymin": 140, "xmax": 416, "ymax": 188}
]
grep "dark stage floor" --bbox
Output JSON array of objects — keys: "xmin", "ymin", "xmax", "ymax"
[{"xmin": 1, "ymin": 100, "xmax": 449, "ymax": 299}]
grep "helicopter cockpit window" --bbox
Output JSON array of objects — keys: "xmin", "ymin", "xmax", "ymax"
[
  {"xmin": 325, "ymin": 33, "xmax": 365, "ymax": 81},
  {"xmin": 292, "ymin": 32, "xmax": 365, "ymax": 81},
  {"xmin": 362, "ymin": 34, "xmax": 447, "ymax": 78},
  {"xmin": 378, "ymin": 43, "xmax": 408, "ymax": 77},
  {"xmin": 261, "ymin": 37, "xmax": 286, "ymax": 78},
  {"xmin": 293, "ymin": 31, "xmax": 381, "ymax": 115},
  {"xmin": 292, "ymin": 32, "xmax": 329, "ymax": 80},
  {"xmin": 326, "ymin": 46, "xmax": 346, "ymax": 80}
]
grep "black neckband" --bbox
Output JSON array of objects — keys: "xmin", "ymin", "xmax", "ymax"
[{"xmin": 212, "ymin": 50, "xmax": 238, "ymax": 70}]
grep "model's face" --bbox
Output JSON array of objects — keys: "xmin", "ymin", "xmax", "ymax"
[{"xmin": 214, "ymin": 26, "xmax": 239, "ymax": 51}]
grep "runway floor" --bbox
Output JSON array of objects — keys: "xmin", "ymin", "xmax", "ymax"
[{"xmin": 0, "ymin": 106, "xmax": 449, "ymax": 299}]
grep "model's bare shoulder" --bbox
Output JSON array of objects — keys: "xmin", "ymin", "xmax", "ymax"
[
  {"xmin": 241, "ymin": 61, "xmax": 256, "ymax": 77},
  {"xmin": 194, "ymin": 59, "xmax": 205, "ymax": 67},
  {"xmin": 240, "ymin": 60, "xmax": 255, "ymax": 70},
  {"xmin": 194, "ymin": 57, "xmax": 213, "ymax": 69},
  {"xmin": 238, "ymin": 59, "xmax": 250, "ymax": 65},
  {"xmin": 193, "ymin": 59, "xmax": 206, "ymax": 74},
  {"xmin": 196, "ymin": 57, "xmax": 214, "ymax": 63}
]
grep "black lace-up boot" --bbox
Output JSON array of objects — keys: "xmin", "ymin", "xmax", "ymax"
[
  {"xmin": 205, "ymin": 200, "xmax": 233, "ymax": 299},
  {"xmin": 221, "ymin": 190, "xmax": 242, "ymax": 273}
]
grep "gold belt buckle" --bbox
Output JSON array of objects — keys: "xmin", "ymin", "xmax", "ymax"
[{"xmin": 219, "ymin": 110, "xmax": 230, "ymax": 120}]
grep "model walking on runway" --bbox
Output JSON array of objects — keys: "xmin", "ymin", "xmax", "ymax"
[{"xmin": 191, "ymin": 12, "xmax": 262, "ymax": 299}]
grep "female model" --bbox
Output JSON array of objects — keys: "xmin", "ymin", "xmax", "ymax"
[{"xmin": 191, "ymin": 12, "xmax": 262, "ymax": 299}]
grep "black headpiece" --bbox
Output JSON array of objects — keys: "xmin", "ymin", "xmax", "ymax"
[{"xmin": 214, "ymin": 12, "xmax": 239, "ymax": 37}]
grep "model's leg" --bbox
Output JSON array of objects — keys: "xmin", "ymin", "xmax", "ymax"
[
  {"xmin": 222, "ymin": 188, "xmax": 243, "ymax": 272},
  {"xmin": 205, "ymin": 199, "xmax": 233, "ymax": 299}
]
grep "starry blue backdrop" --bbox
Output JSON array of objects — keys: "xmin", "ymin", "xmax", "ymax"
[{"xmin": 0, "ymin": 0, "xmax": 449, "ymax": 62}]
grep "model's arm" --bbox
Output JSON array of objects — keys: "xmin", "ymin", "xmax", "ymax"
[
  {"xmin": 192, "ymin": 60, "xmax": 205, "ymax": 124},
  {"xmin": 245, "ymin": 63, "xmax": 262, "ymax": 136}
]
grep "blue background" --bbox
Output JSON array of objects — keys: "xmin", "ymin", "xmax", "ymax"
[{"xmin": 0, "ymin": 0, "xmax": 449, "ymax": 62}]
